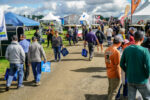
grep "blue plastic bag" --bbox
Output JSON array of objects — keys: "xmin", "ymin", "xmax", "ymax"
[
  {"xmin": 61, "ymin": 48, "xmax": 69, "ymax": 56},
  {"xmin": 41, "ymin": 61, "xmax": 51, "ymax": 72},
  {"xmin": 82, "ymin": 49, "xmax": 88, "ymax": 57},
  {"xmin": 4, "ymin": 68, "xmax": 18, "ymax": 81}
]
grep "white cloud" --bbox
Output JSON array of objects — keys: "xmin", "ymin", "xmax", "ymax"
[{"xmin": 0, "ymin": 0, "xmax": 133, "ymax": 17}]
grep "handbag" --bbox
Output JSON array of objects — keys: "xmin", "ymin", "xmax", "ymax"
[
  {"xmin": 41, "ymin": 61, "xmax": 51, "ymax": 72},
  {"xmin": 82, "ymin": 49, "xmax": 88, "ymax": 57},
  {"xmin": 61, "ymin": 48, "xmax": 69, "ymax": 56}
]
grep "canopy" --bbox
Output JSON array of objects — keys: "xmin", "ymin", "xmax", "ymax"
[
  {"xmin": 41, "ymin": 12, "xmax": 60, "ymax": 21},
  {"xmin": 5, "ymin": 12, "xmax": 40, "ymax": 26},
  {"xmin": 132, "ymin": 0, "xmax": 150, "ymax": 24}
]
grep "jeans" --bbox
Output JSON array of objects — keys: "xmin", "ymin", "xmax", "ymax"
[
  {"xmin": 53, "ymin": 46, "xmax": 61, "ymax": 61},
  {"xmin": 128, "ymin": 82, "xmax": 150, "ymax": 100},
  {"xmin": 24, "ymin": 53, "xmax": 29, "ymax": 80},
  {"xmin": 31, "ymin": 62, "xmax": 41, "ymax": 83},
  {"xmin": 107, "ymin": 36, "xmax": 112, "ymax": 46},
  {"xmin": 7, "ymin": 63, "xmax": 24, "ymax": 87},
  {"xmin": 108, "ymin": 78, "xmax": 121, "ymax": 100},
  {"xmin": 73, "ymin": 35, "xmax": 78, "ymax": 44},
  {"xmin": 68, "ymin": 36, "xmax": 73, "ymax": 45},
  {"xmin": 88, "ymin": 43, "xmax": 95, "ymax": 58}
]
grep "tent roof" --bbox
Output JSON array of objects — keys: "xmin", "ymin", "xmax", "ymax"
[
  {"xmin": 5, "ymin": 12, "xmax": 40, "ymax": 26},
  {"xmin": 41, "ymin": 13, "xmax": 60, "ymax": 21}
]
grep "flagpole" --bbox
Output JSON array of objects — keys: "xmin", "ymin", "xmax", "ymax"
[{"xmin": 131, "ymin": 0, "xmax": 132, "ymax": 25}]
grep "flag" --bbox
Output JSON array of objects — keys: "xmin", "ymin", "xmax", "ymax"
[
  {"xmin": 0, "ymin": 9, "xmax": 7, "ymax": 40},
  {"xmin": 125, "ymin": 5, "xmax": 130, "ymax": 16},
  {"xmin": 131, "ymin": 0, "xmax": 141, "ymax": 14}
]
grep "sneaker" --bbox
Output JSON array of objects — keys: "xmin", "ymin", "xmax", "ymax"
[
  {"xmin": 31, "ymin": 80, "xmax": 36, "ymax": 83},
  {"xmin": 17, "ymin": 85, "xmax": 24, "ymax": 89},
  {"xmin": 6, "ymin": 87, "xmax": 9, "ymax": 91},
  {"xmin": 89, "ymin": 57, "xmax": 93, "ymax": 61},
  {"xmin": 35, "ymin": 82, "xmax": 41, "ymax": 86}
]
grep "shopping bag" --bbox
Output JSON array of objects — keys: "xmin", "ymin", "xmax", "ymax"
[
  {"xmin": 4, "ymin": 68, "xmax": 18, "ymax": 81},
  {"xmin": 82, "ymin": 49, "xmax": 88, "ymax": 57},
  {"xmin": 61, "ymin": 48, "xmax": 69, "ymax": 56},
  {"xmin": 41, "ymin": 61, "xmax": 51, "ymax": 72}
]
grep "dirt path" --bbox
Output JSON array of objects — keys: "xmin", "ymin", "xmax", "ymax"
[{"xmin": 0, "ymin": 42, "xmax": 108, "ymax": 100}]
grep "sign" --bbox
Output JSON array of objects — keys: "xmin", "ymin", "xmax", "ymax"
[{"xmin": 0, "ymin": 9, "xmax": 7, "ymax": 40}]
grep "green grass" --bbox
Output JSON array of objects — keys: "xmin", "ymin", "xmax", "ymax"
[{"xmin": 0, "ymin": 29, "xmax": 68, "ymax": 75}]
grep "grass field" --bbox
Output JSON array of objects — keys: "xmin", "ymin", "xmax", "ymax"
[{"xmin": 0, "ymin": 29, "xmax": 68, "ymax": 75}]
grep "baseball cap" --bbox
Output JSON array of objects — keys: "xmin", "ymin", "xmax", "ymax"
[
  {"xmin": 113, "ymin": 36, "xmax": 123, "ymax": 44},
  {"xmin": 129, "ymin": 27, "xmax": 135, "ymax": 31}
]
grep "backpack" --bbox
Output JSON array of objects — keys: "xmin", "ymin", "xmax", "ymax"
[{"xmin": 96, "ymin": 30, "xmax": 105, "ymax": 41}]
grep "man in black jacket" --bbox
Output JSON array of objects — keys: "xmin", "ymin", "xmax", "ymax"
[{"xmin": 96, "ymin": 26, "xmax": 105, "ymax": 53}]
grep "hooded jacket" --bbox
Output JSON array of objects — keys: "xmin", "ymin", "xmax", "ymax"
[{"xmin": 5, "ymin": 41, "xmax": 25, "ymax": 64}]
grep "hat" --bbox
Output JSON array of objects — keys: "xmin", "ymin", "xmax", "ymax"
[
  {"xmin": 113, "ymin": 36, "xmax": 123, "ymax": 44},
  {"xmin": 129, "ymin": 27, "xmax": 135, "ymax": 31},
  {"xmin": 124, "ymin": 39, "xmax": 129, "ymax": 44}
]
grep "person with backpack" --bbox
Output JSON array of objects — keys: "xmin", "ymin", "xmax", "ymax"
[
  {"xmin": 67, "ymin": 26, "xmax": 73, "ymax": 46},
  {"xmin": 95, "ymin": 26, "xmax": 105, "ymax": 53}
]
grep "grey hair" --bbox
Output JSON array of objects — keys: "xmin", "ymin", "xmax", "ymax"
[{"xmin": 119, "ymin": 28, "xmax": 125, "ymax": 33}]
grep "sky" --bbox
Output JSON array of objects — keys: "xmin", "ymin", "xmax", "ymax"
[{"xmin": 0, "ymin": 0, "xmax": 146, "ymax": 17}]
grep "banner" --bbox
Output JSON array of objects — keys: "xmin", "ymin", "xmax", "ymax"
[
  {"xmin": 131, "ymin": 0, "xmax": 141, "ymax": 14},
  {"xmin": 125, "ymin": 5, "xmax": 130, "ymax": 17},
  {"xmin": 0, "ymin": 9, "xmax": 7, "ymax": 40}
]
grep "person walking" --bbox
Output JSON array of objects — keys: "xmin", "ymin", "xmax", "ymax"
[
  {"xmin": 106, "ymin": 26, "xmax": 113, "ymax": 46},
  {"xmin": 142, "ymin": 29, "xmax": 150, "ymax": 51},
  {"xmin": 104, "ymin": 36, "xmax": 122, "ymax": 100},
  {"xmin": 5, "ymin": 35, "xmax": 25, "ymax": 91},
  {"xmin": 120, "ymin": 31, "xmax": 150, "ymax": 100},
  {"xmin": 73, "ymin": 25, "xmax": 78, "ymax": 45},
  {"xmin": 67, "ymin": 26, "xmax": 73, "ymax": 45},
  {"xmin": 82, "ymin": 25, "xmax": 88, "ymax": 40},
  {"xmin": 47, "ymin": 26, "xmax": 52, "ymax": 47},
  {"xmin": 34, "ymin": 29, "xmax": 41, "ymax": 43},
  {"xmin": 95, "ymin": 26, "xmax": 105, "ymax": 53},
  {"xmin": 28, "ymin": 36, "xmax": 47, "ymax": 86},
  {"xmin": 126, "ymin": 27, "xmax": 135, "ymax": 44},
  {"xmin": 19, "ymin": 35, "xmax": 30, "ymax": 81},
  {"xmin": 52, "ymin": 31, "xmax": 63, "ymax": 62},
  {"xmin": 84, "ymin": 28, "xmax": 100, "ymax": 61}
]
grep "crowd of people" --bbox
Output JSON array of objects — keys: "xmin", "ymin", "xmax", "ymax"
[{"xmin": 4, "ymin": 22, "xmax": 150, "ymax": 100}]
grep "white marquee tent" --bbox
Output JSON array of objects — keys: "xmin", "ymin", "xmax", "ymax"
[
  {"xmin": 132, "ymin": 0, "xmax": 150, "ymax": 24},
  {"xmin": 41, "ymin": 12, "xmax": 60, "ymax": 22}
]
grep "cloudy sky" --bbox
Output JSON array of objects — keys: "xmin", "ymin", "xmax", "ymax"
[{"xmin": 0, "ymin": 0, "xmax": 146, "ymax": 17}]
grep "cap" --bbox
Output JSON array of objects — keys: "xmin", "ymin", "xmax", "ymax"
[
  {"xmin": 113, "ymin": 36, "xmax": 123, "ymax": 44},
  {"xmin": 124, "ymin": 39, "xmax": 129, "ymax": 44},
  {"xmin": 129, "ymin": 27, "xmax": 135, "ymax": 31}
]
